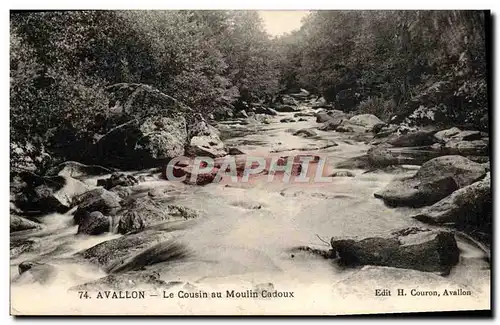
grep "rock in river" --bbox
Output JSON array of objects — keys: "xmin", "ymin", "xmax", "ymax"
[
  {"xmin": 77, "ymin": 229, "xmax": 189, "ymax": 273},
  {"xmin": 116, "ymin": 196, "xmax": 200, "ymax": 234},
  {"xmin": 348, "ymin": 114, "xmax": 383, "ymax": 131},
  {"xmin": 413, "ymin": 173, "xmax": 491, "ymax": 227},
  {"xmin": 330, "ymin": 228, "xmax": 460, "ymax": 274},
  {"xmin": 387, "ymin": 130, "xmax": 437, "ymax": 147},
  {"xmin": 10, "ymin": 215, "xmax": 42, "ymax": 233},
  {"xmin": 97, "ymin": 172, "xmax": 139, "ymax": 190},
  {"xmin": 293, "ymin": 129, "xmax": 317, "ymax": 138},
  {"xmin": 374, "ymin": 155, "xmax": 487, "ymax": 207},
  {"xmin": 96, "ymin": 115, "xmax": 187, "ymax": 169},
  {"xmin": 73, "ymin": 188, "xmax": 121, "ymax": 225},
  {"xmin": 13, "ymin": 173, "xmax": 90, "ymax": 214},
  {"xmin": 77, "ymin": 211, "xmax": 110, "ymax": 235}
]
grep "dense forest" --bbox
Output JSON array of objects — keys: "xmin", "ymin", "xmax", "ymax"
[{"xmin": 10, "ymin": 10, "xmax": 488, "ymax": 173}]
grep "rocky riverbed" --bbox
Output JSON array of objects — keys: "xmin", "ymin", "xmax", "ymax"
[{"xmin": 10, "ymin": 92, "xmax": 491, "ymax": 315}]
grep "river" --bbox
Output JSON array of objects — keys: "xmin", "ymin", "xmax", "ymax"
[{"xmin": 10, "ymin": 105, "xmax": 491, "ymax": 315}]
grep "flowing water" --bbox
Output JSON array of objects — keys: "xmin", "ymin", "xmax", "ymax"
[{"xmin": 10, "ymin": 107, "xmax": 491, "ymax": 315}]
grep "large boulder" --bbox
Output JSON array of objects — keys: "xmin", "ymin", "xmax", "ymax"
[
  {"xmin": 10, "ymin": 215, "xmax": 42, "ymax": 233},
  {"xmin": 13, "ymin": 173, "xmax": 90, "ymax": 214},
  {"xmin": 73, "ymin": 188, "xmax": 121, "ymax": 225},
  {"xmin": 414, "ymin": 155, "xmax": 488, "ymax": 188},
  {"xmin": 116, "ymin": 196, "xmax": 200, "ymax": 234},
  {"xmin": 105, "ymin": 83, "xmax": 191, "ymax": 121},
  {"xmin": 77, "ymin": 229, "xmax": 188, "ymax": 273},
  {"xmin": 77, "ymin": 211, "xmax": 110, "ymax": 235},
  {"xmin": 414, "ymin": 173, "xmax": 491, "ymax": 227},
  {"xmin": 96, "ymin": 116, "xmax": 187, "ymax": 169},
  {"xmin": 317, "ymin": 117, "xmax": 344, "ymax": 131},
  {"xmin": 374, "ymin": 155, "xmax": 487, "ymax": 207},
  {"xmin": 348, "ymin": 114, "xmax": 383, "ymax": 130},
  {"xmin": 330, "ymin": 228, "xmax": 460, "ymax": 274},
  {"xmin": 374, "ymin": 176, "xmax": 459, "ymax": 208}
]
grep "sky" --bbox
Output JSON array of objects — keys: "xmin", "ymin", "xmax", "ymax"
[{"xmin": 258, "ymin": 11, "xmax": 310, "ymax": 37}]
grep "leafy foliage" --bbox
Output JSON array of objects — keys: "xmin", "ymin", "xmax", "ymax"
[{"xmin": 276, "ymin": 10, "xmax": 488, "ymax": 125}]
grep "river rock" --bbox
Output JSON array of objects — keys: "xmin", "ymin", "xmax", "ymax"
[
  {"xmin": 316, "ymin": 112, "xmax": 332, "ymax": 123},
  {"xmin": 253, "ymin": 105, "xmax": 278, "ymax": 116},
  {"xmin": 46, "ymin": 161, "xmax": 113, "ymax": 178},
  {"xmin": 374, "ymin": 176, "xmax": 459, "ymax": 208},
  {"xmin": 16, "ymin": 261, "xmax": 58, "ymax": 284},
  {"xmin": 10, "ymin": 215, "xmax": 42, "ymax": 233},
  {"xmin": 373, "ymin": 124, "xmax": 399, "ymax": 138},
  {"xmin": 444, "ymin": 139, "xmax": 489, "ymax": 156},
  {"xmin": 336, "ymin": 120, "xmax": 368, "ymax": 133},
  {"xmin": 330, "ymin": 229, "xmax": 459, "ymax": 274},
  {"xmin": 117, "ymin": 211, "xmax": 145, "ymax": 234},
  {"xmin": 77, "ymin": 211, "xmax": 110, "ymax": 235},
  {"xmin": 349, "ymin": 114, "xmax": 383, "ymax": 130},
  {"xmin": 73, "ymin": 188, "xmax": 121, "ymax": 225},
  {"xmin": 293, "ymin": 129, "xmax": 317, "ymax": 138},
  {"xmin": 96, "ymin": 115, "xmax": 187, "ymax": 169},
  {"xmin": 415, "ymin": 155, "xmax": 488, "ymax": 188},
  {"xmin": 413, "ymin": 173, "xmax": 491, "ymax": 227},
  {"xmin": 109, "ymin": 185, "xmax": 134, "ymax": 200},
  {"xmin": 434, "ymin": 128, "xmax": 482, "ymax": 143},
  {"xmin": 374, "ymin": 155, "xmax": 487, "ymax": 207},
  {"xmin": 433, "ymin": 127, "xmax": 462, "ymax": 142},
  {"xmin": 14, "ymin": 173, "xmax": 90, "ymax": 214},
  {"xmin": 367, "ymin": 145, "xmax": 442, "ymax": 167},
  {"xmin": 97, "ymin": 173, "xmax": 139, "ymax": 190},
  {"xmin": 116, "ymin": 196, "xmax": 200, "ymax": 234},
  {"xmin": 185, "ymin": 133, "xmax": 227, "ymax": 158},
  {"xmin": 280, "ymin": 118, "xmax": 296, "ymax": 123},
  {"xmin": 11, "ymin": 239, "xmax": 38, "ymax": 259},
  {"xmin": 77, "ymin": 229, "xmax": 187, "ymax": 273},
  {"xmin": 387, "ymin": 130, "xmax": 437, "ymax": 147},
  {"xmin": 318, "ymin": 117, "xmax": 345, "ymax": 131}
]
